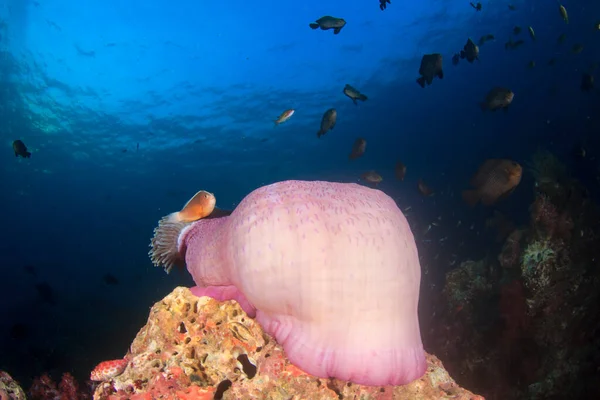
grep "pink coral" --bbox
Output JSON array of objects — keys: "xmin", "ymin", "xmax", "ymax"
[{"xmin": 57, "ymin": 373, "xmax": 79, "ymax": 400}]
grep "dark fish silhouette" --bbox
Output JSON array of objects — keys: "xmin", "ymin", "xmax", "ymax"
[
  {"xmin": 505, "ymin": 39, "xmax": 524, "ymax": 50},
  {"xmin": 416, "ymin": 54, "xmax": 443, "ymax": 88},
  {"xmin": 480, "ymin": 87, "xmax": 514, "ymax": 111},
  {"xmin": 35, "ymin": 282, "xmax": 57, "ymax": 305},
  {"xmin": 581, "ymin": 73, "xmax": 594, "ymax": 91},
  {"xmin": 12, "ymin": 140, "xmax": 31, "ymax": 158},
  {"xmin": 343, "ymin": 84, "xmax": 368, "ymax": 104},
  {"xmin": 460, "ymin": 38, "xmax": 479, "ymax": 63},
  {"xmin": 349, "ymin": 138, "xmax": 366, "ymax": 160},
  {"xmin": 379, "ymin": 0, "xmax": 391, "ymax": 10},
  {"xmin": 309, "ymin": 16, "xmax": 346, "ymax": 35},
  {"xmin": 395, "ymin": 161, "xmax": 407, "ymax": 181},
  {"xmin": 10, "ymin": 323, "xmax": 30, "ymax": 340},
  {"xmin": 452, "ymin": 53, "xmax": 460, "ymax": 66},
  {"xmin": 23, "ymin": 265, "xmax": 37, "ymax": 276},
  {"xmin": 462, "ymin": 159, "xmax": 523, "ymax": 206},
  {"xmin": 317, "ymin": 108, "xmax": 337, "ymax": 138},
  {"xmin": 470, "ymin": 2, "xmax": 482, "ymax": 11},
  {"xmin": 103, "ymin": 273, "xmax": 119, "ymax": 285},
  {"xmin": 418, "ymin": 179, "xmax": 434, "ymax": 196}
]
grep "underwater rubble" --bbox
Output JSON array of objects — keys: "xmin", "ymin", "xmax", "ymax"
[
  {"xmin": 90, "ymin": 287, "xmax": 483, "ymax": 400},
  {"xmin": 429, "ymin": 150, "xmax": 600, "ymax": 399}
]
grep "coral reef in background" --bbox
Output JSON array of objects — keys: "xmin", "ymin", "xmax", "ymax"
[
  {"xmin": 91, "ymin": 287, "xmax": 483, "ymax": 400},
  {"xmin": 442, "ymin": 259, "xmax": 495, "ymax": 313},
  {"xmin": 498, "ymin": 229, "xmax": 525, "ymax": 269},
  {"xmin": 428, "ymin": 151, "xmax": 600, "ymax": 399},
  {"xmin": 528, "ymin": 148, "xmax": 567, "ymax": 189},
  {"xmin": 28, "ymin": 372, "xmax": 91, "ymax": 400}
]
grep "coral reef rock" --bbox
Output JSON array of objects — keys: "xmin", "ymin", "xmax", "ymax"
[
  {"xmin": 93, "ymin": 287, "xmax": 484, "ymax": 400},
  {"xmin": 0, "ymin": 371, "xmax": 26, "ymax": 400}
]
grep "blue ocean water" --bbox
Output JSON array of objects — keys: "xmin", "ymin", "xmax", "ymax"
[{"xmin": 1, "ymin": 0, "xmax": 599, "ymax": 392}]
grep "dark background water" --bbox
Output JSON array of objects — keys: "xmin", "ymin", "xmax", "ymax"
[{"xmin": 1, "ymin": 0, "xmax": 599, "ymax": 387}]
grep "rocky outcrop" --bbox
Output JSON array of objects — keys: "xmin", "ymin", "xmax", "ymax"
[{"xmin": 92, "ymin": 287, "xmax": 483, "ymax": 400}]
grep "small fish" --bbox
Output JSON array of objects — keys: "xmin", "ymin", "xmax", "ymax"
[
  {"xmin": 480, "ymin": 87, "xmax": 514, "ymax": 111},
  {"xmin": 456, "ymin": 220, "xmax": 462, "ymax": 227},
  {"xmin": 309, "ymin": 16, "xmax": 346, "ymax": 35},
  {"xmin": 527, "ymin": 60, "xmax": 536, "ymax": 69},
  {"xmin": 24, "ymin": 265, "xmax": 36, "ymax": 276},
  {"xmin": 349, "ymin": 138, "xmax": 367, "ymax": 160},
  {"xmin": 528, "ymin": 26, "xmax": 536, "ymax": 41},
  {"xmin": 343, "ymin": 84, "xmax": 368, "ymax": 105},
  {"xmin": 462, "ymin": 159, "xmax": 522, "ymax": 206},
  {"xmin": 460, "ymin": 38, "xmax": 479, "ymax": 63},
  {"xmin": 452, "ymin": 53, "xmax": 460, "ymax": 66},
  {"xmin": 90, "ymin": 359, "xmax": 128, "ymax": 381},
  {"xmin": 395, "ymin": 161, "xmax": 407, "ymax": 181},
  {"xmin": 317, "ymin": 108, "xmax": 337, "ymax": 138},
  {"xmin": 136, "ymin": 142, "xmax": 139, "ymax": 152},
  {"xmin": 470, "ymin": 2, "xmax": 482, "ymax": 11},
  {"xmin": 10, "ymin": 323, "xmax": 29, "ymax": 340},
  {"xmin": 572, "ymin": 145, "xmax": 586, "ymax": 159},
  {"xmin": 581, "ymin": 73, "xmax": 594, "ymax": 92},
  {"xmin": 557, "ymin": 33, "xmax": 567, "ymax": 44},
  {"xmin": 504, "ymin": 38, "xmax": 524, "ymax": 50},
  {"xmin": 547, "ymin": 58, "xmax": 556, "ymax": 66},
  {"xmin": 513, "ymin": 26, "xmax": 521, "ymax": 35},
  {"xmin": 35, "ymin": 282, "xmax": 56, "ymax": 305},
  {"xmin": 478, "ymin": 34, "xmax": 494, "ymax": 46},
  {"xmin": 416, "ymin": 53, "xmax": 444, "ymax": 88},
  {"xmin": 418, "ymin": 179, "xmax": 434, "ymax": 196},
  {"xmin": 274, "ymin": 109, "xmax": 295, "ymax": 125},
  {"xmin": 360, "ymin": 170, "xmax": 383, "ymax": 186},
  {"xmin": 103, "ymin": 273, "xmax": 119, "ymax": 285},
  {"xmin": 379, "ymin": 0, "xmax": 391, "ymax": 11},
  {"xmin": 164, "ymin": 190, "xmax": 216, "ymax": 224},
  {"xmin": 595, "ymin": 21, "xmax": 600, "ymax": 31},
  {"xmin": 508, "ymin": 4, "xmax": 516, "ymax": 11},
  {"xmin": 571, "ymin": 44, "xmax": 584, "ymax": 54},
  {"xmin": 12, "ymin": 140, "xmax": 31, "ymax": 158},
  {"xmin": 558, "ymin": 5, "xmax": 568, "ymax": 24}
]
